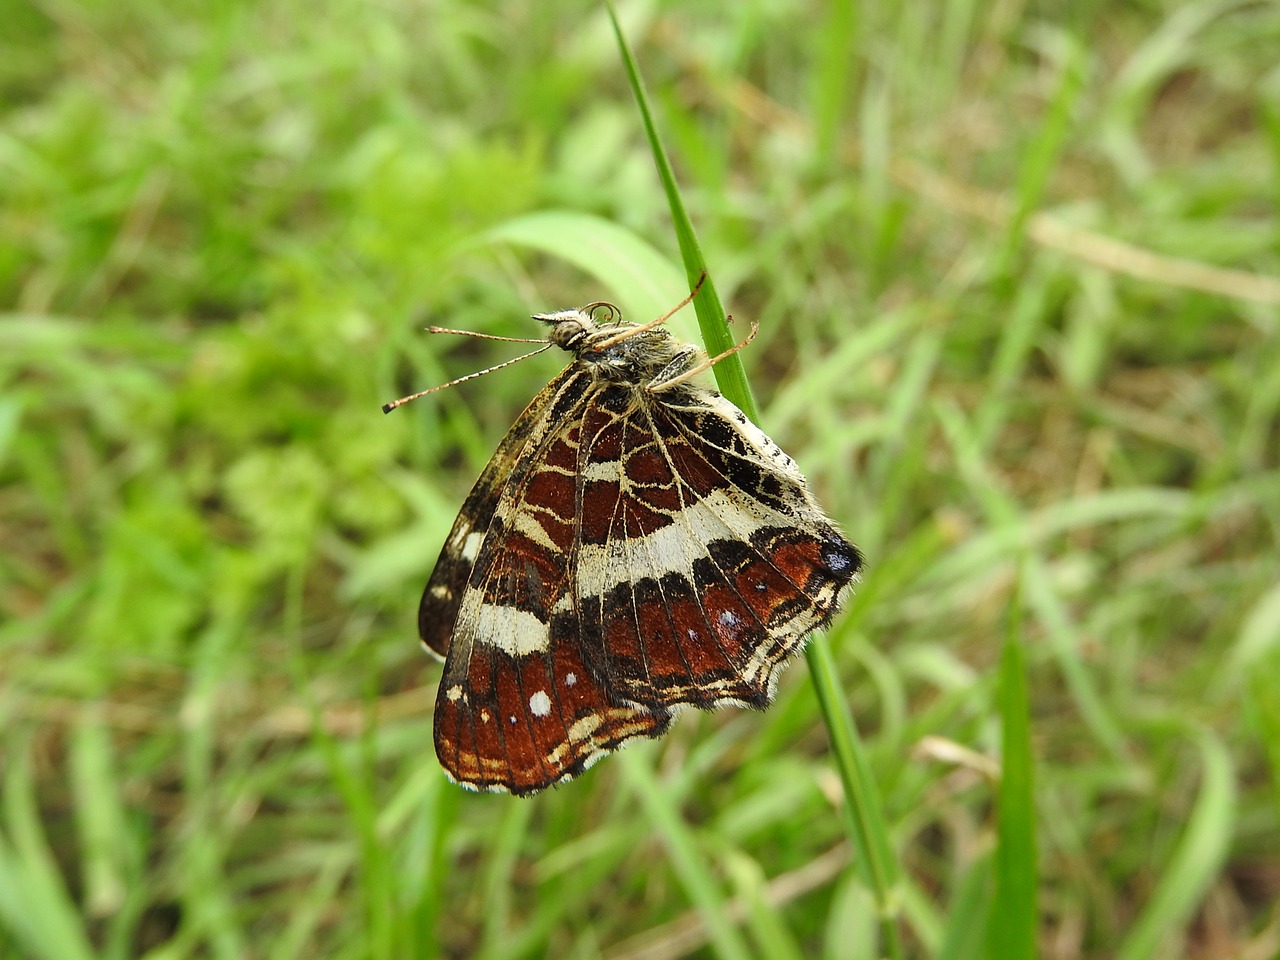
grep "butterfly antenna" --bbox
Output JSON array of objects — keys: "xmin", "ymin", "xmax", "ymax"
[
  {"xmin": 593, "ymin": 271, "xmax": 708, "ymax": 349},
  {"xmin": 648, "ymin": 315, "xmax": 760, "ymax": 393},
  {"xmin": 381, "ymin": 343, "xmax": 554, "ymax": 413},
  {"xmin": 426, "ymin": 326, "xmax": 547, "ymax": 343}
]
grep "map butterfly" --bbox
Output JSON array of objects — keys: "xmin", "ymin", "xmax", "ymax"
[{"xmin": 385, "ymin": 284, "xmax": 862, "ymax": 795}]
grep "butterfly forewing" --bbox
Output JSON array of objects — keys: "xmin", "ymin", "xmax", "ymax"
[{"xmin": 417, "ymin": 366, "xmax": 586, "ymax": 658}]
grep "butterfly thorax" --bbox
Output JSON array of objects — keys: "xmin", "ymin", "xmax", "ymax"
[{"xmin": 535, "ymin": 308, "xmax": 697, "ymax": 389}]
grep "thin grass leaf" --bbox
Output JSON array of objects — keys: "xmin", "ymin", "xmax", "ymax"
[
  {"xmin": 618, "ymin": 751, "xmax": 755, "ymax": 960},
  {"xmin": 181, "ymin": 623, "xmax": 250, "ymax": 960},
  {"xmin": 865, "ymin": 323, "xmax": 944, "ymax": 535},
  {"xmin": 1059, "ymin": 267, "xmax": 1116, "ymax": 392},
  {"xmin": 1102, "ymin": 0, "xmax": 1239, "ymax": 182},
  {"xmin": 811, "ymin": 0, "xmax": 861, "ymax": 163},
  {"xmin": 988, "ymin": 606, "xmax": 1037, "ymax": 960},
  {"xmin": 804, "ymin": 636, "xmax": 905, "ymax": 956},
  {"xmin": 481, "ymin": 211, "xmax": 686, "ymax": 325},
  {"xmin": 294, "ymin": 654, "xmax": 397, "ymax": 959},
  {"xmin": 897, "ymin": 874, "xmax": 946, "ymax": 953},
  {"xmin": 0, "ymin": 743, "xmax": 96, "ymax": 960},
  {"xmin": 823, "ymin": 878, "xmax": 878, "ymax": 960},
  {"xmin": 936, "ymin": 852, "xmax": 993, "ymax": 960},
  {"xmin": 603, "ymin": 0, "xmax": 754, "ymax": 418},
  {"xmin": 315, "ymin": 724, "xmax": 397, "ymax": 958},
  {"xmin": 1222, "ymin": 580, "xmax": 1280, "ymax": 681},
  {"xmin": 725, "ymin": 852, "xmax": 807, "ymax": 960},
  {"xmin": 974, "ymin": 264, "xmax": 1054, "ymax": 449},
  {"xmin": 998, "ymin": 36, "xmax": 1086, "ymax": 270},
  {"xmin": 765, "ymin": 305, "xmax": 919, "ymax": 433},
  {"xmin": 1245, "ymin": 651, "xmax": 1280, "ymax": 826},
  {"xmin": 605, "ymin": 5, "xmax": 904, "ymax": 957},
  {"xmin": 69, "ymin": 707, "xmax": 129, "ymax": 920},
  {"xmin": 267, "ymin": 849, "xmax": 354, "ymax": 960},
  {"xmin": 476, "ymin": 800, "xmax": 536, "ymax": 957},
  {"xmin": 934, "ymin": 401, "xmax": 1131, "ymax": 760},
  {"xmin": 1115, "ymin": 730, "xmax": 1236, "ymax": 960},
  {"xmin": 919, "ymin": 487, "xmax": 1194, "ymax": 590},
  {"xmin": 388, "ymin": 771, "xmax": 456, "ymax": 959}
]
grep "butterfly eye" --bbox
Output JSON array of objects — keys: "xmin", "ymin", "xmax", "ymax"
[{"xmin": 548, "ymin": 318, "xmax": 591, "ymax": 351}]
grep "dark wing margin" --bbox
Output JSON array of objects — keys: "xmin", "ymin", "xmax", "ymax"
[{"xmin": 417, "ymin": 365, "xmax": 582, "ymax": 658}]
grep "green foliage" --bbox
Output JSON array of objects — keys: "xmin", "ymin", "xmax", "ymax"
[
  {"xmin": 990, "ymin": 618, "xmax": 1036, "ymax": 960},
  {"xmin": 2, "ymin": 0, "xmax": 1278, "ymax": 957}
]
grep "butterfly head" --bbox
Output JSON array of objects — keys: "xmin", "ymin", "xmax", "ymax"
[
  {"xmin": 533, "ymin": 305, "xmax": 687, "ymax": 386},
  {"xmin": 532, "ymin": 308, "xmax": 603, "ymax": 352}
]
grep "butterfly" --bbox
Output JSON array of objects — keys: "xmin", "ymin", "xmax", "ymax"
[{"xmin": 385, "ymin": 284, "xmax": 861, "ymax": 795}]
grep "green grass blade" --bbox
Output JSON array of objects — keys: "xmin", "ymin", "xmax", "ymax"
[
  {"xmin": 295, "ymin": 650, "xmax": 398, "ymax": 959},
  {"xmin": 724, "ymin": 851, "xmax": 806, "ymax": 960},
  {"xmin": 998, "ymin": 39, "xmax": 1086, "ymax": 270},
  {"xmin": 181, "ymin": 623, "xmax": 250, "ymax": 960},
  {"xmin": 806, "ymin": 636, "xmax": 905, "ymax": 956},
  {"xmin": 1246, "ymin": 649, "xmax": 1280, "ymax": 826},
  {"xmin": 934, "ymin": 400, "xmax": 1129, "ymax": 760},
  {"xmin": 604, "ymin": 0, "xmax": 755, "ymax": 419},
  {"xmin": 605, "ymin": 5, "xmax": 903, "ymax": 956},
  {"xmin": 618, "ymin": 751, "xmax": 754, "ymax": 960},
  {"xmin": 988, "ymin": 605, "xmax": 1037, "ymax": 960},
  {"xmin": 1115, "ymin": 729, "xmax": 1236, "ymax": 960},
  {"xmin": 69, "ymin": 707, "xmax": 129, "ymax": 924},
  {"xmin": 810, "ymin": 0, "xmax": 861, "ymax": 163},
  {"xmin": 936, "ymin": 851, "xmax": 993, "ymax": 960},
  {"xmin": 0, "ymin": 742, "xmax": 96, "ymax": 960},
  {"xmin": 973, "ymin": 264, "xmax": 1054, "ymax": 449},
  {"xmin": 481, "ymin": 210, "xmax": 686, "ymax": 324},
  {"xmin": 1222, "ymin": 580, "xmax": 1280, "ymax": 683}
]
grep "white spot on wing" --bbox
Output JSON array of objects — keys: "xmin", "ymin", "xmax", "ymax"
[
  {"xmin": 529, "ymin": 690, "xmax": 551, "ymax": 717},
  {"xmin": 565, "ymin": 672, "xmax": 577, "ymax": 687},
  {"xmin": 460, "ymin": 530, "xmax": 484, "ymax": 562},
  {"xmin": 445, "ymin": 685, "xmax": 464, "ymax": 702},
  {"xmin": 471, "ymin": 604, "xmax": 551, "ymax": 656}
]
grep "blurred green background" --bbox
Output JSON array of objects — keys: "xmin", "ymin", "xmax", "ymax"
[{"xmin": 3, "ymin": 0, "xmax": 1279, "ymax": 957}]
